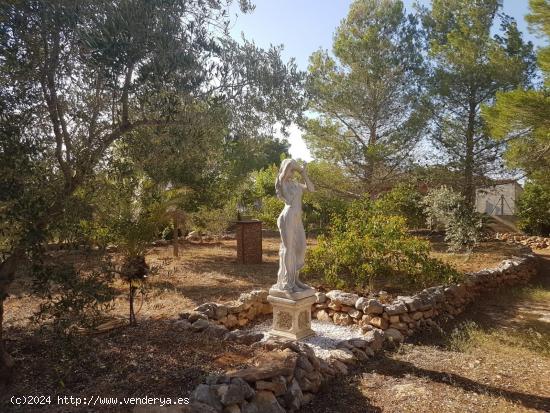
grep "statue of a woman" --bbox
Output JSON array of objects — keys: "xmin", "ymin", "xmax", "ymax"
[{"xmin": 270, "ymin": 159, "xmax": 315, "ymax": 298}]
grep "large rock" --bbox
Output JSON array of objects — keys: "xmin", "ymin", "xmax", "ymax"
[
  {"xmin": 249, "ymin": 391, "xmax": 285, "ymax": 413},
  {"xmin": 191, "ymin": 319, "xmax": 211, "ymax": 332},
  {"xmin": 384, "ymin": 301, "xmax": 408, "ymax": 315},
  {"xmin": 224, "ymin": 330, "xmax": 264, "ymax": 345},
  {"xmin": 192, "ymin": 384, "xmax": 222, "ymax": 411},
  {"xmin": 326, "ymin": 290, "xmax": 359, "ymax": 307},
  {"xmin": 363, "ymin": 329, "xmax": 385, "ymax": 352},
  {"xmin": 285, "ymin": 379, "xmax": 304, "ymax": 411},
  {"xmin": 398, "ymin": 296, "xmax": 422, "ymax": 312},
  {"xmin": 228, "ymin": 349, "xmax": 298, "ymax": 382},
  {"xmin": 256, "ymin": 376, "xmax": 287, "ymax": 396},
  {"xmin": 356, "ymin": 298, "xmax": 384, "ymax": 314},
  {"xmin": 328, "ymin": 349, "xmax": 356, "ymax": 365},
  {"xmin": 217, "ymin": 378, "xmax": 255, "ymax": 405},
  {"xmin": 385, "ymin": 328, "xmax": 404, "ymax": 344},
  {"xmin": 206, "ymin": 324, "xmax": 229, "ymax": 338}
]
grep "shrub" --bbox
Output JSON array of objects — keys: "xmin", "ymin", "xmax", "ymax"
[
  {"xmin": 423, "ymin": 186, "xmax": 483, "ymax": 252},
  {"xmin": 374, "ymin": 183, "xmax": 426, "ymax": 229},
  {"xmin": 33, "ymin": 260, "xmax": 116, "ymax": 335},
  {"xmin": 303, "ymin": 198, "xmax": 460, "ymax": 291},
  {"xmin": 190, "ymin": 200, "xmax": 237, "ymax": 235},
  {"xmin": 517, "ymin": 181, "xmax": 550, "ymax": 236}
]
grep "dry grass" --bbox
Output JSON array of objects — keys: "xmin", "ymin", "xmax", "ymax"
[{"xmin": 428, "ymin": 236, "xmax": 525, "ymax": 273}]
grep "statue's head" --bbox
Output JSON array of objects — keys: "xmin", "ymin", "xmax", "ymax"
[{"xmin": 275, "ymin": 158, "xmax": 300, "ymax": 199}]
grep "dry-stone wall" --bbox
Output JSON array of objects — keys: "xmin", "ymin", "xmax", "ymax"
[
  {"xmin": 496, "ymin": 232, "xmax": 550, "ymax": 250},
  {"xmin": 312, "ymin": 253, "xmax": 537, "ymax": 341},
  {"xmin": 177, "ymin": 251, "xmax": 538, "ymax": 413},
  {"xmin": 180, "ymin": 290, "xmax": 272, "ymax": 330}
]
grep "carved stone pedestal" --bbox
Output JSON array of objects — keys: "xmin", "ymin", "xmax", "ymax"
[{"xmin": 267, "ymin": 293, "xmax": 316, "ymax": 340}]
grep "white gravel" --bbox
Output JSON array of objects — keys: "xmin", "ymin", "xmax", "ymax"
[{"xmin": 247, "ymin": 319, "xmax": 365, "ymax": 359}]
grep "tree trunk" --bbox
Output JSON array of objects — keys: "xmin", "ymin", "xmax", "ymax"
[
  {"xmin": 0, "ymin": 298, "xmax": 14, "ymax": 387},
  {"xmin": 173, "ymin": 216, "xmax": 179, "ymax": 257},
  {"xmin": 129, "ymin": 283, "xmax": 136, "ymax": 326},
  {"xmin": 0, "ymin": 250, "xmax": 24, "ymax": 386},
  {"xmin": 464, "ymin": 100, "xmax": 476, "ymax": 208},
  {"xmin": 365, "ymin": 125, "xmax": 377, "ymax": 193}
]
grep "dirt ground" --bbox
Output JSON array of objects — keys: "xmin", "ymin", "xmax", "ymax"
[
  {"xmin": 300, "ymin": 250, "xmax": 550, "ymax": 413},
  {"xmin": 0, "ymin": 235, "xmax": 531, "ymax": 412},
  {"xmin": 3, "ymin": 236, "xmax": 522, "ymax": 330}
]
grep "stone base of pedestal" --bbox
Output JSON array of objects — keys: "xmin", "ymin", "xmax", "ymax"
[{"xmin": 267, "ymin": 294, "xmax": 316, "ymax": 340}]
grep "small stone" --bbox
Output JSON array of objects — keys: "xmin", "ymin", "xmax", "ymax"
[
  {"xmin": 348, "ymin": 309, "xmax": 362, "ymax": 319},
  {"xmin": 389, "ymin": 315, "xmax": 400, "ymax": 324},
  {"xmin": 173, "ymin": 319, "xmax": 192, "ymax": 330},
  {"xmin": 326, "ymin": 290, "xmax": 360, "ymax": 307},
  {"xmin": 348, "ymin": 338, "xmax": 368, "ymax": 349},
  {"xmin": 385, "ymin": 328, "xmax": 404, "ymax": 343},
  {"xmin": 331, "ymin": 359, "xmax": 348, "ymax": 375},
  {"xmin": 223, "ymin": 405, "xmax": 241, "ymax": 413},
  {"xmin": 384, "ymin": 301, "xmax": 408, "ymax": 315},
  {"xmin": 315, "ymin": 292, "xmax": 327, "ymax": 303},
  {"xmin": 363, "ymin": 329, "xmax": 385, "ymax": 352},
  {"xmin": 369, "ymin": 316, "xmax": 388, "ymax": 330},
  {"xmin": 241, "ymin": 401, "xmax": 259, "ymax": 413},
  {"xmin": 315, "ymin": 309, "xmax": 331, "ymax": 321},
  {"xmin": 191, "ymin": 319, "xmax": 210, "ymax": 332},
  {"xmin": 188, "ymin": 311, "xmax": 208, "ymax": 322},
  {"xmin": 412, "ymin": 311, "xmax": 423, "ymax": 320},
  {"xmin": 351, "ymin": 347, "xmax": 369, "ymax": 361},
  {"xmin": 194, "ymin": 302, "xmax": 217, "ymax": 319},
  {"xmin": 297, "ymin": 354, "xmax": 314, "ymax": 373},
  {"xmin": 333, "ymin": 312, "xmax": 352, "ymax": 326}
]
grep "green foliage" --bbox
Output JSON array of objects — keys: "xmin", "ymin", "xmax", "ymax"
[
  {"xmin": 374, "ymin": 183, "xmax": 426, "ymax": 229},
  {"xmin": 483, "ymin": 0, "xmax": 550, "ymax": 188},
  {"xmin": 423, "ymin": 186, "xmax": 483, "ymax": 252},
  {"xmin": 303, "ymin": 198, "xmax": 460, "ymax": 291},
  {"xmin": 190, "ymin": 200, "xmax": 239, "ymax": 236},
  {"xmin": 32, "ymin": 260, "xmax": 116, "ymax": 335},
  {"xmin": 305, "ymin": 0, "xmax": 427, "ymax": 191},
  {"xmin": 421, "ymin": 0, "xmax": 536, "ymax": 203},
  {"xmin": 517, "ymin": 181, "xmax": 550, "ymax": 236}
]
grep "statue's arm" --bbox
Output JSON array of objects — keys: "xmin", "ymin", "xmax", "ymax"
[{"xmin": 301, "ymin": 163, "xmax": 315, "ymax": 192}]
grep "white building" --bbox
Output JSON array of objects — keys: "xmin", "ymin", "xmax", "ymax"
[{"xmin": 475, "ymin": 181, "xmax": 523, "ymax": 216}]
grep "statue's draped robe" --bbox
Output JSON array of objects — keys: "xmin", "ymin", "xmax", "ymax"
[{"xmin": 276, "ymin": 180, "xmax": 306, "ymax": 290}]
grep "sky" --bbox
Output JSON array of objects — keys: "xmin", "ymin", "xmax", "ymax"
[{"xmin": 229, "ymin": 0, "xmax": 545, "ymax": 161}]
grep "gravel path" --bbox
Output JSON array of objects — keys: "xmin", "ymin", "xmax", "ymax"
[{"xmin": 248, "ymin": 319, "xmax": 365, "ymax": 359}]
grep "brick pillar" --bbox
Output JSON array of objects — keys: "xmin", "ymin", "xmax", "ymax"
[{"xmin": 236, "ymin": 220, "xmax": 263, "ymax": 264}]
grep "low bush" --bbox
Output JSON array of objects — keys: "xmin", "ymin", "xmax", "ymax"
[
  {"xmin": 374, "ymin": 183, "xmax": 426, "ymax": 229},
  {"xmin": 517, "ymin": 181, "xmax": 550, "ymax": 236},
  {"xmin": 423, "ymin": 186, "xmax": 483, "ymax": 252},
  {"xmin": 32, "ymin": 260, "xmax": 116, "ymax": 335},
  {"xmin": 303, "ymin": 198, "xmax": 460, "ymax": 291}
]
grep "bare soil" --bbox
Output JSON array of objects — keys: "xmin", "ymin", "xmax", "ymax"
[{"xmin": 0, "ymin": 236, "xmax": 529, "ymax": 412}]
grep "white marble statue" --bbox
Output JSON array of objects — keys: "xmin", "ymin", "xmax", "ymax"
[{"xmin": 270, "ymin": 159, "xmax": 315, "ymax": 299}]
